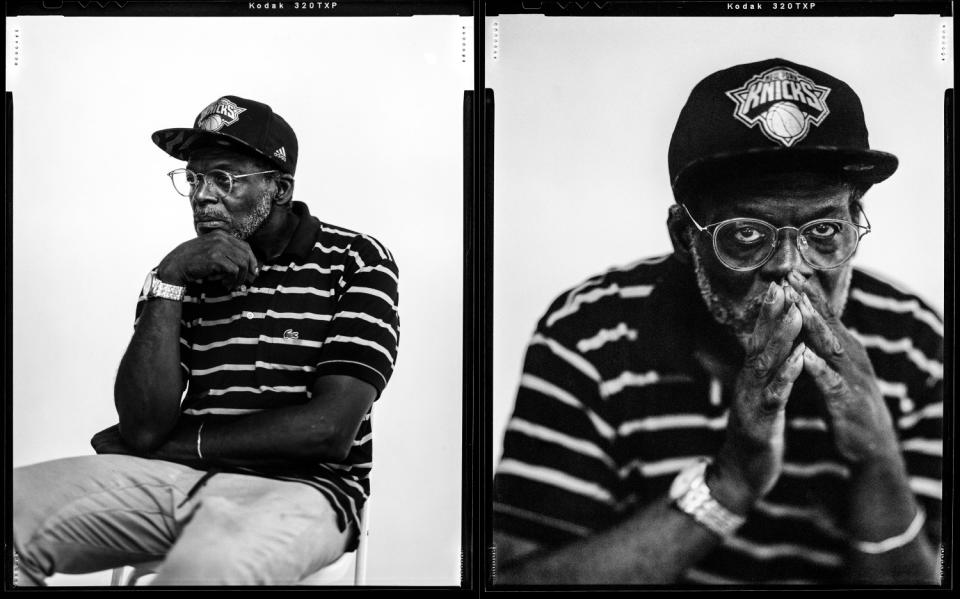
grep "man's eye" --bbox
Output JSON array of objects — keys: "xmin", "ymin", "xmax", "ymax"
[
  {"xmin": 209, "ymin": 171, "xmax": 233, "ymax": 188},
  {"xmin": 807, "ymin": 222, "xmax": 841, "ymax": 239},
  {"xmin": 733, "ymin": 226, "xmax": 764, "ymax": 244}
]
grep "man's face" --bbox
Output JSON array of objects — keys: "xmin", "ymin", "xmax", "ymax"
[
  {"xmin": 185, "ymin": 147, "xmax": 275, "ymax": 240},
  {"xmin": 686, "ymin": 173, "xmax": 859, "ymax": 347}
]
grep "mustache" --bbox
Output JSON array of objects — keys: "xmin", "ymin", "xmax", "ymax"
[{"xmin": 194, "ymin": 211, "xmax": 229, "ymax": 221}]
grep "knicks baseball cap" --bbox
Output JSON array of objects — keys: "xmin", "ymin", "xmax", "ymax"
[
  {"xmin": 152, "ymin": 95, "xmax": 298, "ymax": 175},
  {"xmin": 668, "ymin": 58, "xmax": 898, "ymax": 201}
]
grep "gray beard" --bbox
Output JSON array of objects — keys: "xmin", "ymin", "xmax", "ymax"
[
  {"xmin": 689, "ymin": 240, "xmax": 853, "ymax": 348},
  {"xmin": 232, "ymin": 192, "xmax": 273, "ymax": 241}
]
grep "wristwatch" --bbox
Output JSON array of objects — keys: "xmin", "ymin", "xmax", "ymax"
[
  {"xmin": 142, "ymin": 268, "xmax": 186, "ymax": 302},
  {"xmin": 669, "ymin": 459, "xmax": 746, "ymax": 538}
]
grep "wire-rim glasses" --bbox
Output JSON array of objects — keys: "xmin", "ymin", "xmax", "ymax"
[
  {"xmin": 681, "ymin": 203, "xmax": 871, "ymax": 271},
  {"xmin": 167, "ymin": 168, "xmax": 278, "ymax": 198}
]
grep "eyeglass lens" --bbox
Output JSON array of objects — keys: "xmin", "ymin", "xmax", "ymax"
[
  {"xmin": 170, "ymin": 169, "xmax": 233, "ymax": 197},
  {"xmin": 713, "ymin": 219, "xmax": 860, "ymax": 270}
]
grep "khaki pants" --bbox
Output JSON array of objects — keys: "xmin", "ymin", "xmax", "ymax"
[{"xmin": 13, "ymin": 455, "xmax": 350, "ymax": 586}]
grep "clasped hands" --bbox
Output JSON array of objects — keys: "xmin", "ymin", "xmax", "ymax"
[{"xmin": 714, "ymin": 271, "xmax": 901, "ymax": 506}]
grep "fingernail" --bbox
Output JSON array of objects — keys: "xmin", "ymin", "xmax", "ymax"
[
  {"xmin": 792, "ymin": 343, "xmax": 806, "ymax": 361},
  {"xmin": 765, "ymin": 281, "xmax": 778, "ymax": 302}
]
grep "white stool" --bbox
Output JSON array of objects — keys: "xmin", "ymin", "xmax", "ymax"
[{"xmin": 110, "ymin": 501, "xmax": 370, "ymax": 586}]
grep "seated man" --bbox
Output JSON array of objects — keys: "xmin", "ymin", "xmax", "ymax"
[
  {"xmin": 14, "ymin": 96, "xmax": 400, "ymax": 585},
  {"xmin": 493, "ymin": 59, "xmax": 942, "ymax": 585}
]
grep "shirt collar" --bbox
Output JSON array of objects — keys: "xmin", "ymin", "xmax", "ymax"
[{"xmin": 276, "ymin": 201, "xmax": 320, "ymax": 261}]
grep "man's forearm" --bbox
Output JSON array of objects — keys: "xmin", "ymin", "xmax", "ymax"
[
  {"xmin": 148, "ymin": 400, "xmax": 361, "ymax": 468},
  {"xmin": 844, "ymin": 454, "xmax": 939, "ymax": 584},
  {"xmin": 496, "ymin": 496, "xmax": 726, "ymax": 584},
  {"xmin": 114, "ymin": 298, "xmax": 185, "ymax": 452}
]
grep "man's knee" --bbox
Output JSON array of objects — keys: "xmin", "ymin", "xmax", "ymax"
[
  {"xmin": 156, "ymin": 490, "xmax": 347, "ymax": 585},
  {"xmin": 13, "ymin": 464, "xmax": 50, "ymax": 558}
]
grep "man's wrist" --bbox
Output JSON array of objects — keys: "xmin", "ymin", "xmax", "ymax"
[
  {"xmin": 705, "ymin": 459, "xmax": 760, "ymax": 515},
  {"xmin": 144, "ymin": 268, "xmax": 187, "ymax": 301},
  {"xmin": 849, "ymin": 448, "xmax": 909, "ymax": 484},
  {"xmin": 670, "ymin": 460, "xmax": 748, "ymax": 538}
]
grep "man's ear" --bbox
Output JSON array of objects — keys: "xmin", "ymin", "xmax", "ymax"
[
  {"xmin": 667, "ymin": 203, "xmax": 694, "ymax": 265},
  {"xmin": 272, "ymin": 174, "xmax": 296, "ymax": 205}
]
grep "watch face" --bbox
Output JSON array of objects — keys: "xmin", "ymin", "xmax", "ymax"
[{"xmin": 142, "ymin": 271, "xmax": 155, "ymax": 297}]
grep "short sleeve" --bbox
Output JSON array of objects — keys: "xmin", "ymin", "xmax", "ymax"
[
  {"xmin": 494, "ymin": 310, "xmax": 620, "ymax": 549},
  {"xmin": 313, "ymin": 234, "xmax": 400, "ymax": 397}
]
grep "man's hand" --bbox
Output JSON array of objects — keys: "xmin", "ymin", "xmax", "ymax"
[
  {"xmin": 91, "ymin": 423, "xmax": 136, "ymax": 456},
  {"xmin": 156, "ymin": 229, "xmax": 260, "ymax": 290},
  {"xmin": 786, "ymin": 271, "xmax": 900, "ymax": 465},
  {"xmin": 711, "ymin": 281, "xmax": 806, "ymax": 511}
]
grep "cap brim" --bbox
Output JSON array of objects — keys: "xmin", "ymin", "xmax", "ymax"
[
  {"xmin": 672, "ymin": 146, "xmax": 899, "ymax": 199},
  {"xmin": 151, "ymin": 128, "xmax": 283, "ymax": 171}
]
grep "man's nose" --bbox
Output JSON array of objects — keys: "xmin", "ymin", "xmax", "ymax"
[
  {"xmin": 761, "ymin": 229, "xmax": 814, "ymax": 279},
  {"xmin": 191, "ymin": 176, "xmax": 220, "ymax": 206}
]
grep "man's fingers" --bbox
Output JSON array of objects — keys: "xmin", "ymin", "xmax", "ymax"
[
  {"xmin": 759, "ymin": 342, "xmax": 806, "ymax": 413},
  {"xmin": 245, "ymin": 245, "xmax": 260, "ymax": 282},
  {"xmin": 208, "ymin": 252, "xmax": 244, "ymax": 289},
  {"xmin": 802, "ymin": 347, "xmax": 847, "ymax": 405},
  {"xmin": 787, "ymin": 271, "xmax": 837, "ymax": 321},
  {"xmin": 215, "ymin": 243, "xmax": 256, "ymax": 289},
  {"xmin": 218, "ymin": 235, "xmax": 259, "ymax": 284},
  {"xmin": 748, "ymin": 282, "xmax": 786, "ymax": 355},
  {"xmin": 796, "ymin": 290, "xmax": 847, "ymax": 365},
  {"xmin": 746, "ymin": 301, "xmax": 802, "ymax": 383}
]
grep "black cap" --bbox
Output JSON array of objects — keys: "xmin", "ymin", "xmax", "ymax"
[
  {"xmin": 152, "ymin": 96, "xmax": 298, "ymax": 175},
  {"xmin": 668, "ymin": 58, "xmax": 897, "ymax": 201}
]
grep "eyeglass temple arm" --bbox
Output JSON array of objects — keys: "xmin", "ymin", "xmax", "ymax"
[
  {"xmin": 859, "ymin": 208, "xmax": 872, "ymax": 233},
  {"xmin": 681, "ymin": 203, "xmax": 709, "ymax": 233},
  {"xmin": 232, "ymin": 170, "xmax": 280, "ymax": 179}
]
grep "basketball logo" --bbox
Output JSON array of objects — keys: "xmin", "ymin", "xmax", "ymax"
[
  {"xmin": 763, "ymin": 102, "xmax": 806, "ymax": 140},
  {"xmin": 195, "ymin": 97, "xmax": 247, "ymax": 132},
  {"xmin": 726, "ymin": 67, "xmax": 831, "ymax": 147},
  {"xmin": 199, "ymin": 114, "xmax": 225, "ymax": 131}
]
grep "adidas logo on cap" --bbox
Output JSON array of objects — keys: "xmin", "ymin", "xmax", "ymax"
[{"xmin": 273, "ymin": 147, "xmax": 287, "ymax": 162}]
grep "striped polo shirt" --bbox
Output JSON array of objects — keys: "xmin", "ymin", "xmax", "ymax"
[
  {"xmin": 134, "ymin": 201, "xmax": 399, "ymax": 547},
  {"xmin": 494, "ymin": 253, "xmax": 942, "ymax": 584}
]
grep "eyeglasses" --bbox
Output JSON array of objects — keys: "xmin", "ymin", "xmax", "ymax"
[
  {"xmin": 166, "ymin": 168, "xmax": 277, "ymax": 198},
  {"xmin": 682, "ymin": 203, "xmax": 871, "ymax": 271}
]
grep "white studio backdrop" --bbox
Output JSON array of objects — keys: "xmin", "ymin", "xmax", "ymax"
[
  {"xmin": 8, "ymin": 15, "xmax": 469, "ymax": 586},
  {"xmin": 489, "ymin": 15, "xmax": 952, "ymax": 466}
]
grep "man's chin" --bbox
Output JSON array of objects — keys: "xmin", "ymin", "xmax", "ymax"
[
  {"xmin": 196, "ymin": 221, "xmax": 232, "ymax": 235},
  {"xmin": 717, "ymin": 302, "xmax": 765, "ymax": 350}
]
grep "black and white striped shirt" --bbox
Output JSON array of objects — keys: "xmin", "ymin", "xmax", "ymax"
[
  {"xmin": 494, "ymin": 253, "xmax": 942, "ymax": 584},
  {"xmin": 135, "ymin": 201, "xmax": 399, "ymax": 547}
]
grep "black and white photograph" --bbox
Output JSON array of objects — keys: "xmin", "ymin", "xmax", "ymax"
[
  {"xmin": 488, "ymin": 7, "xmax": 950, "ymax": 585},
  {"xmin": 8, "ymin": 5, "xmax": 469, "ymax": 586}
]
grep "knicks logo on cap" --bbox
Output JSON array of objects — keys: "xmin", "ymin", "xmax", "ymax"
[
  {"xmin": 196, "ymin": 98, "xmax": 247, "ymax": 132},
  {"xmin": 725, "ymin": 67, "xmax": 831, "ymax": 147}
]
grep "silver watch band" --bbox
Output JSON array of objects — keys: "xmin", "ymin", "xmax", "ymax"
[
  {"xmin": 149, "ymin": 270, "xmax": 186, "ymax": 301},
  {"xmin": 673, "ymin": 461, "xmax": 746, "ymax": 538}
]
